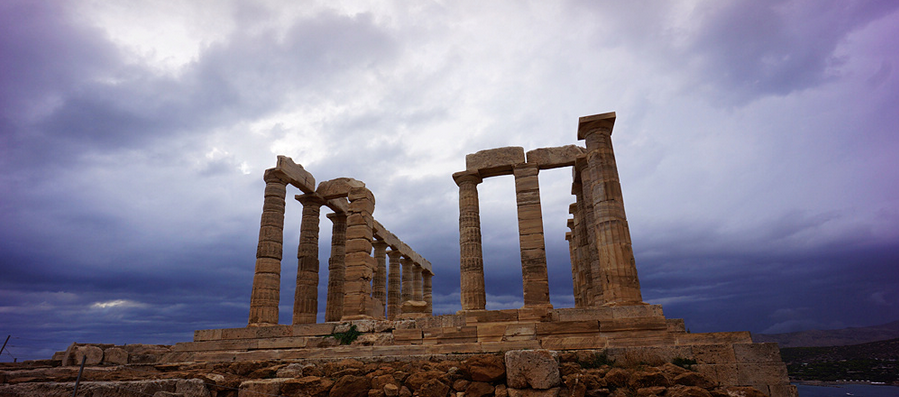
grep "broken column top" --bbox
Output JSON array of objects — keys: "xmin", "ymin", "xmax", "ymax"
[{"xmin": 577, "ymin": 111, "xmax": 616, "ymax": 140}]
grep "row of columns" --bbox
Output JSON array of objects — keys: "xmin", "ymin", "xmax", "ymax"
[
  {"xmin": 453, "ymin": 112, "xmax": 643, "ymax": 312},
  {"xmin": 248, "ymin": 167, "xmax": 434, "ymax": 327}
]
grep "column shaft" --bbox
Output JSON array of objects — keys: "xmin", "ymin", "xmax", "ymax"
[
  {"xmin": 454, "ymin": 171, "xmax": 486, "ymax": 311},
  {"xmin": 401, "ymin": 256, "xmax": 413, "ymax": 303},
  {"xmin": 387, "ymin": 249, "xmax": 402, "ymax": 320},
  {"xmin": 372, "ymin": 240, "xmax": 388, "ymax": 318},
  {"xmin": 513, "ymin": 163, "xmax": 552, "ymax": 308},
  {"xmin": 412, "ymin": 264, "xmax": 423, "ymax": 301},
  {"xmin": 249, "ymin": 170, "xmax": 288, "ymax": 326},
  {"xmin": 582, "ymin": 122, "xmax": 643, "ymax": 305},
  {"xmin": 423, "ymin": 271, "xmax": 433, "ymax": 314},
  {"xmin": 575, "ymin": 160, "xmax": 601, "ymax": 307},
  {"xmin": 293, "ymin": 195, "xmax": 323, "ymax": 325},
  {"xmin": 324, "ymin": 212, "xmax": 347, "ymax": 322}
]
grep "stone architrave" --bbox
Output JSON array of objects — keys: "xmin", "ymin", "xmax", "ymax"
[
  {"xmin": 578, "ymin": 112, "xmax": 643, "ymax": 305},
  {"xmin": 412, "ymin": 263, "xmax": 423, "ymax": 301},
  {"xmin": 387, "ymin": 248, "xmax": 402, "ymax": 320},
  {"xmin": 293, "ymin": 194, "xmax": 324, "ymax": 325},
  {"xmin": 453, "ymin": 171, "xmax": 486, "ymax": 311},
  {"xmin": 423, "ymin": 271, "xmax": 433, "ymax": 314},
  {"xmin": 574, "ymin": 159, "xmax": 601, "ymax": 307},
  {"xmin": 513, "ymin": 163, "xmax": 552, "ymax": 309},
  {"xmin": 248, "ymin": 169, "xmax": 289, "ymax": 326},
  {"xmin": 325, "ymin": 212, "xmax": 347, "ymax": 322},
  {"xmin": 401, "ymin": 256, "xmax": 413, "ymax": 303},
  {"xmin": 372, "ymin": 240, "xmax": 388, "ymax": 317},
  {"xmin": 341, "ymin": 186, "xmax": 379, "ymax": 320}
]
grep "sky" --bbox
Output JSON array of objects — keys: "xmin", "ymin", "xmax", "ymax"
[{"xmin": 1, "ymin": 0, "xmax": 897, "ymax": 361}]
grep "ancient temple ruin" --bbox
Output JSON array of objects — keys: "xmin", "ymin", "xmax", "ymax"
[
  {"xmin": 54, "ymin": 112, "xmax": 795, "ymax": 397},
  {"xmin": 245, "ymin": 156, "xmax": 434, "ymax": 325}
]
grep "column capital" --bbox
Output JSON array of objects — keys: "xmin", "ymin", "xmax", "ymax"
[
  {"xmin": 295, "ymin": 193, "xmax": 325, "ymax": 206},
  {"xmin": 263, "ymin": 168, "xmax": 290, "ymax": 184},
  {"xmin": 577, "ymin": 111, "xmax": 616, "ymax": 140},
  {"xmin": 326, "ymin": 211, "xmax": 347, "ymax": 221},
  {"xmin": 453, "ymin": 170, "xmax": 482, "ymax": 186},
  {"xmin": 373, "ymin": 239, "xmax": 389, "ymax": 250}
]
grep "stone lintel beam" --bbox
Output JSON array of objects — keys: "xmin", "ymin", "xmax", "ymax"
[
  {"xmin": 372, "ymin": 220, "xmax": 432, "ymax": 274},
  {"xmin": 275, "ymin": 155, "xmax": 316, "ymax": 194},
  {"xmin": 526, "ymin": 145, "xmax": 586, "ymax": 170},
  {"xmin": 465, "ymin": 146, "xmax": 525, "ymax": 178},
  {"xmin": 577, "ymin": 112, "xmax": 616, "ymax": 140},
  {"xmin": 316, "ymin": 177, "xmax": 368, "ymax": 201}
]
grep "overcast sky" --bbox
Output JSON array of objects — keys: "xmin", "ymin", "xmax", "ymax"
[{"xmin": 2, "ymin": 0, "xmax": 898, "ymax": 361}]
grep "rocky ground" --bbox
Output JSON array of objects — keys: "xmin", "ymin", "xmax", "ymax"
[{"xmin": 1, "ymin": 350, "xmax": 769, "ymax": 397}]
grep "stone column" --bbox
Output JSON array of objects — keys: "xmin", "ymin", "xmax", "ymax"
[
  {"xmin": 372, "ymin": 239, "xmax": 388, "ymax": 317},
  {"xmin": 423, "ymin": 270, "xmax": 433, "ymax": 314},
  {"xmin": 387, "ymin": 248, "xmax": 402, "ymax": 320},
  {"xmin": 249, "ymin": 169, "xmax": 288, "ymax": 326},
  {"xmin": 293, "ymin": 194, "xmax": 324, "ymax": 325},
  {"xmin": 569, "ymin": 202, "xmax": 591, "ymax": 308},
  {"xmin": 412, "ymin": 264, "xmax": 423, "ymax": 301},
  {"xmin": 566, "ymin": 223, "xmax": 583, "ymax": 309},
  {"xmin": 401, "ymin": 256, "xmax": 413, "ymax": 303},
  {"xmin": 513, "ymin": 163, "xmax": 552, "ymax": 309},
  {"xmin": 341, "ymin": 187, "xmax": 378, "ymax": 320},
  {"xmin": 453, "ymin": 171, "xmax": 486, "ymax": 311},
  {"xmin": 325, "ymin": 212, "xmax": 347, "ymax": 322},
  {"xmin": 579, "ymin": 113, "xmax": 643, "ymax": 305},
  {"xmin": 574, "ymin": 160, "xmax": 600, "ymax": 307}
]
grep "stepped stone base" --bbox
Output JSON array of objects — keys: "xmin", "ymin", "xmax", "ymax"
[{"xmin": 160, "ymin": 306, "xmax": 795, "ymax": 397}]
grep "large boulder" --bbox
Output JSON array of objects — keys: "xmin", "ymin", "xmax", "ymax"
[
  {"xmin": 329, "ymin": 375, "xmax": 370, "ymax": 397},
  {"xmin": 463, "ymin": 355, "xmax": 505, "ymax": 382},
  {"xmin": 505, "ymin": 350, "xmax": 560, "ymax": 390}
]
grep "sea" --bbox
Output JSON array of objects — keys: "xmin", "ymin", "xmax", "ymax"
[{"xmin": 796, "ymin": 383, "xmax": 899, "ymax": 397}]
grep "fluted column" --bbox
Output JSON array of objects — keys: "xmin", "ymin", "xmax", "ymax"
[
  {"xmin": 423, "ymin": 271, "xmax": 433, "ymax": 314},
  {"xmin": 249, "ymin": 170, "xmax": 289, "ymax": 326},
  {"xmin": 566, "ymin": 221, "xmax": 583, "ymax": 309},
  {"xmin": 387, "ymin": 248, "xmax": 402, "ymax": 320},
  {"xmin": 453, "ymin": 171, "xmax": 486, "ymax": 311},
  {"xmin": 513, "ymin": 163, "xmax": 552, "ymax": 309},
  {"xmin": 412, "ymin": 264, "xmax": 423, "ymax": 301},
  {"xmin": 325, "ymin": 212, "xmax": 347, "ymax": 322},
  {"xmin": 569, "ymin": 202, "xmax": 591, "ymax": 308},
  {"xmin": 293, "ymin": 194, "xmax": 324, "ymax": 324},
  {"xmin": 575, "ymin": 159, "xmax": 601, "ymax": 307},
  {"xmin": 401, "ymin": 256, "xmax": 413, "ymax": 303},
  {"xmin": 372, "ymin": 239, "xmax": 388, "ymax": 317},
  {"xmin": 341, "ymin": 187, "xmax": 378, "ymax": 320},
  {"xmin": 579, "ymin": 113, "xmax": 643, "ymax": 305}
]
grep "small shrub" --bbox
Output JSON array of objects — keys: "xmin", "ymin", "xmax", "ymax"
[
  {"xmin": 330, "ymin": 325, "xmax": 361, "ymax": 345},
  {"xmin": 672, "ymin": 357, "xmax": 697, "ymax": 370}
]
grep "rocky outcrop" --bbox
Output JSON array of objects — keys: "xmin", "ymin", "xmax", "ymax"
[{"xmin": 0, "ymin": 350, "xmax": 775, "ymax": 397}]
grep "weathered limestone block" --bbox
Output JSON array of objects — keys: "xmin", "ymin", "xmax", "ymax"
[
  {"xmin": 240, "ymin": 379, "xmax": 284, "ymax": 397},
  {"xmin": 401, "ymin": 300, "xmax": 428, "ymax": 313},
  {"xmin": 282, "ymin": 376, "xmax": 335, "ymax": 397},
  {"xmin": 466, "ymin": 146, "xmax": 526, "ymax": 177},
  {"xmin": 418, "ymin": 379, "xmax": 450, "ymax": 397},
  {"xmin": 275, "ymin": 155, "xmax": 315, "ymax": 193},
  {"xmin": 104, "ymin": 347, "xmax": 129, "ymax": 365},
  {"xmin": 317, "ymin": 177, "xmax": 366, "ymax": 200},
  {"xmin": 74, "ymin": 345, "xmax": 104, "ymax": 365},
  {"xmin": 507, "ymin": 387, "xmax": 560, "ymax": 397},
  {"xmin": 505, "ymin": 350, "xmax": 560, "ymax": 390},
  {"xmin": 526, "ymin": 145, "xmax": 585, "ymax": 169}
]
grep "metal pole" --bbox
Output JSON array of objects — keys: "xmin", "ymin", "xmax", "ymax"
[
  {"xmin": 72, "ymin": 355, "xmax": 86, "ymax": 397},
  {"xmin": 0, "ymin": 335, "xmax": 9, "ymax": 357}
]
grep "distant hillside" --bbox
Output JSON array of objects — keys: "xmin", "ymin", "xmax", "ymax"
[
  {"xmin": 753, "ymin": 320, "xmax": 899, "ymax": 347},
  {"xmin": 779, "ymin": 337, "xmax": 899, "ymax": 383}
]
